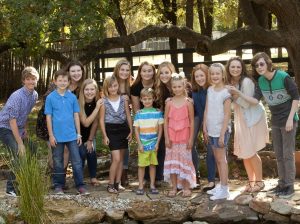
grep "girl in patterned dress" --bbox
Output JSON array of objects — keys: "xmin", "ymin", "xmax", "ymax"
[{"xmin": 164, "ymin": 72, "xmax": 196, "ymax": 197}]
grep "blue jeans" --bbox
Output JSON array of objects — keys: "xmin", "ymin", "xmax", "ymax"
[
  {"xmin": 52, "ymin": 140, "xmax": 84, "ymax": 189},
  {"xmin": 192, "ymin": 117, "xmax": 201, "ymax": 175},
  {"xmin": 79, "ymin": 140, "xmax": 97, "ymax": 179},
  {"xmin": 0, "ymin": 128, "xmax": 18, "ymax": 193},
  {"xmin": 206, "ymin": 143, "xmax": 216, "ymax": 182}
]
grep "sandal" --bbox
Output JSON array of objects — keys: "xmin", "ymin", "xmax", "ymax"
[
  {"xmin": 167, "ymin": 190, "xmax": 177, "ymax": 198},
  {"xmin": 136, "ymin": 189, "xmax": 144, "ymax": 195},
  {"xmin": 202, "ymin": 182, "xmax": 215, "ymax": 192},
  {"xmin": 250, "ymin": 181, "xmax": 265, "ymax": 193},
  {"xmin": 90, "ymin": 179, "xmax": 101, "ymax": 186},
  {"xmin": 149, "ymin": 188, "xmax": 159, "ymax": 194},
  {"xmin": 107, "ymin": 184, "xmax": 118, "ymax": 194},
  {"xmin": 242, "ymin": 181, "xmax": 255, "ymax": 193},
  {"xmin": 182, "ymin": 190, "xmax": 192, "ymax": 197}
]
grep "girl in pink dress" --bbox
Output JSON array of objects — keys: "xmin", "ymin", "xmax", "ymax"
[{"xmin": 164, "ymin": 72, "xmax": 196, "ymax": 197}]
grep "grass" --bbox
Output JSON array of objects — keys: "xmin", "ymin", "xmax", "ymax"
[{"xmin": 5, "ymin": 145, "xmax": 49, "ymax": 224}]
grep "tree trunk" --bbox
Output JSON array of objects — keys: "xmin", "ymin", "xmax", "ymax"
[{"xmin": 183, "ymin": 0, "xmax": 194, "ymax": 78}]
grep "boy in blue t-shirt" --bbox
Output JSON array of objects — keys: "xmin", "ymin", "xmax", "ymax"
[
  {"xmin": 45, "ymin": 69, "xmax": 89, "ymax": 195},
  {"xmin": 133, "ymin": 88, "xmax": 164, "ymax": 195}
]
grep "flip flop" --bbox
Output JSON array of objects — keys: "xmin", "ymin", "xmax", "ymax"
[
  {"xmin": 136, "ymin": 189, "xmax": 144, "ymax": 195},
  {"xmin": 149, "ymin": 188, "xmax": 159, "ymax": 194}
]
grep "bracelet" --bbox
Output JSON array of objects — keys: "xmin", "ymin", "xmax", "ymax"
[
  {"xmin": 88, "ymin": 139, "xmax": 93, "ymax": 142},
  {"xmin": 77, "ymin": 134, "xmax": 82, "ymax": 138}
]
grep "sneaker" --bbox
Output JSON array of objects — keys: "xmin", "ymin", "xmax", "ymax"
[
  {"xmin": 6, "ymin": 191, "xmax": 18, "ymax": 197},
  {"xmin": 207, "ymin": 183, "xmax": 221, "ymax": 195},
  {"xmin": 278, "ymin": 185, "xmax": 295, "ymax": 199},
  {"xmin": 268, "ymin": 184, "xmax": 284, "ymax": 196},
  {"xmin": 78, "ymin": 187, "xmax": 90, "ymax": 196},
  {"xmin": 54, "ymin": 187, "xmax": 64, "ymax": 195},
  {"xmin": 210, "ymin": 186, "xmax": 229, "ymax": 200}
]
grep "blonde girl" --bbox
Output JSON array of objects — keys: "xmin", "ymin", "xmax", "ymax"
[
  {"xmin": 154, "ymin": 61, "xmax": 176, "ymax": 111},
  {"xmin": 100, "ymin": 75, "xmax": 132, "ymax": 193},
  {"xmin": 113, "ymin": 59, "xmax": 132, "ymax": 96},
  {"xmin": 153, "ymin": 61, "xmax": 176, "ymax": 182},
  {"xmin": 191, "ymin": 64, "xmax": 216, "ymax": 190},
  {"xmin": 164, "ymin": 72, "xmax": 196, "ymax": 197},
  {"xmin": 203, "ymin": 63, "xmax": 231, "ymax": 200},
  {"xmin": 113, "ymin": 59, "xmax": 132, "ymax": 186},
  {"xmin": 78, "ymin": 79, "xmax": 103, "ymax": 186},
  {"xmin": 131, "ymin": 61, "xmax": 156, "ymax": 113}
]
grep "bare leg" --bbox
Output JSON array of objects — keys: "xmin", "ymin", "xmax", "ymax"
[
  {"xmin": 249, "ymin": 153, "xmax": 263, "ymax": 181},
  {"xmin": 149, "ymin": 165, "xmax": 156, "ymax": 189},
  {"xmin": 138, "ymin": 167, "xmax": 145, "ymax": 189},
  {"xmin": 243, "ymin": 158, "xmax": 255, "ymax": 182},
  {"xmin": 116, "ymin": 149, "xmax": 125, "ymax": 183},
  {"xmin": 109, "ymin": 150, "xmax": 121, "ymax": 185},
  {"xmin": 214, "ymin": 148, "xmax": 228, "ymax": 185}
]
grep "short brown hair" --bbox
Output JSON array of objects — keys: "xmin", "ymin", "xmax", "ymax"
[
  {"xmin": 251, "ymin": 52, "xmax": 273, "ymax": 76},
  {"xmin": 54, "ymin": 69, "xmax": 69, "ymax": 81},
  {"xmin": 22, "ymin": 66, "xmax": 39, "ymax": 81},
  {"xmin": 140, "ymin": 87, "xmax": 155, "ymax": 98}
]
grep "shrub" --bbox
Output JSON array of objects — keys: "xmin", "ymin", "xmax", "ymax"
[{"xmin": 8, "ymin": 147, "xmax": 49, "ymax": 224}]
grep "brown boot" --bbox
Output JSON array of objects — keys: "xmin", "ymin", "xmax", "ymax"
[{"xmin": 121, "ymin": 169, "xmax": 129, "ymax": 187}]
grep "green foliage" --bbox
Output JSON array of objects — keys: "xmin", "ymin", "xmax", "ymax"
[
  {"xmin": 1, "ymin": 0, "xmax": 108, "ymax": 54},
  {"xmin": 8, "ymin": 149, "xmax": 49, "ymax": 224},
  {"xmin": 214, "ymin": 0, "xmax": 238, "ymax": 31}
]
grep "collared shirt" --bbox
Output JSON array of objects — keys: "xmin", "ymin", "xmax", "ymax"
[
  {"xmin": 45, "ymin": 89, "xmax": 80, "ymax": 142},
  {"xmin": 0, "ymin": 86, "xmax": 38, "ymax": 137}
]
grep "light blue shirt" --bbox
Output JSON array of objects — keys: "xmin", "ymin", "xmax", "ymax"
[{"xmin": 45, "ymin": 90, "xmax": 79, "ymax": 142}]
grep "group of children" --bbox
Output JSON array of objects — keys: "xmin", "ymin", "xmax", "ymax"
[{"xmin": 0, "ymin": 52, "xmax": 298, "ymax": 200}]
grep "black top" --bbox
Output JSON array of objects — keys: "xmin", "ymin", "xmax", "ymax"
[
  {"xmin": 130, "ymin": 81, "xmax": 157, "ymax": 109},
  {"xmin": 80, "ymin": 99, "xmax": 96, "ymax": 143}
]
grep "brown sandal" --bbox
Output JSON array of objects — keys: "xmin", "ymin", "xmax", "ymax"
[
  {"xmin": 242, "ymin": 181, "xmax": 255, "ymax": 193},
  {"xmin": 250, "ymin": 181, "xmax": 265, "ymax": 193}
]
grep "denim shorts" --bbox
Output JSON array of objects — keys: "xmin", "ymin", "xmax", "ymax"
[{"xmin": 209, "ymin": 131, "xmax": 230, "ymax": 149}]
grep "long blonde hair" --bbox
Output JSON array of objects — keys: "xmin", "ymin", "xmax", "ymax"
[
  {"xmin": 79, "ymin": 79, "xmax": 100, "ymax": 117},
  {"xmin": 154, "ymin": 61, "xmax": 176, "ymax": 109},
  {"xmin": 112, "ymin": 59, "xmax": 131, "ymax": 95}
]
